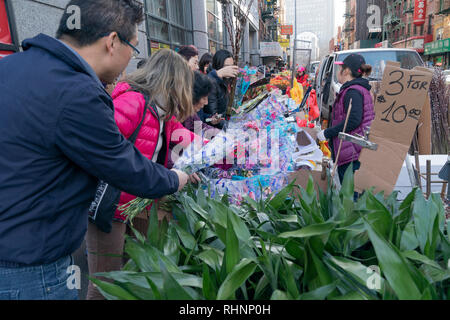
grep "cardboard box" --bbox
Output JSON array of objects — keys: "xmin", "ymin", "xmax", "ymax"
[
  {"xmin": 355, "ymin": 62, "xmax": 433, "ymax": 195},
  {"xmin": 288, "ymin": 168, "xmax": 328, "ymax": 198},
  {"xmin": 417, "ymin": 95, "xmax": 432, "ymax": 155}
]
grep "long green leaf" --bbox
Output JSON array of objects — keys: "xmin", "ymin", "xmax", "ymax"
[
  {"xmin": 363, "ymin": 216, "xmax": 422, "ymax": 300},
  {"xmin": 364, "ymin": 193, "xmax": 393, "ymax": 240},
  {"xmin": 299, "ymin": 282, "xmax": 337, "ymax": 300},
  {"xmin": 280, "ymin": 258, "xmax": 300, "ymax": 299},
  {"xmin": 400, "ymin": 221, "xmax": 419, "ymax": 251},
  {"xmin": 328, "ymin": 255, "xmax": 384, "ymax": 294},
  {"xmin": 225, "ymin": 212, "xmax": 240, "ymax": 274},
  {"xmin": 270, "ymin": 290, "xmax": 289, "ymax": 300},
  {"xmin": 217, "ymin": 259, "xmax": 257, "ymax": 300},
  {"xmin": 402, "ymin": 250, "xmax": 442, "ymax": 269},
  {"xmin": 202, "ymin": 264, "xmax": 217, "ymax": 300},
  {"xmin": 268, "ymin": 182, "xmax": 294, "ymax": 209},
  {"xmin": 419, "ymin": 264, "xmax": 450, "ymax": 283},
  {"xmin": 279, "ymin": 222, "xmax": 336, "ymax": 239},
  {"xmin": 412, "ymin": 189, "xmax": 437, "ymax": 258},
  {"xmin": 185, "ymin": 197, "xmax": 210, "ymax": 221},
  {"xmin": 89, "ymin": 277, "xmax": 139, "ymax": 300},
  {"xmin": 173, "ymin": 223, "xmax": 197, "ymax": 250},
  {"xmin": 306, "ymin": 240, "xmax": 333, "ymax": 288},
  {"xmin": 95, "ymin": 271, "xmax": 202, "ymax": 289},
  {"xmin": 228, "ymin": 208, "xmax": 252, "ymax": 244},
  {"xmin": 254, "ymin": 275, "xmax": 270, "ymax": 300},
  {"xmin": 159, "ymin": 260, "xmax": 194, "ymax": 300},
  {"xmin": 197, "ymin": 248, "xmax": 223, "ymax": 271}
]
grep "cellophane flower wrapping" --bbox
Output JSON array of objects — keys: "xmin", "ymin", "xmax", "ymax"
[{"xmin": 174, "ymin": 94, "xmax": 321, "ymax": 205}]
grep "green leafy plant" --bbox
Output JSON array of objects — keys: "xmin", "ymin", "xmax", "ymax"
[{"xmin": 91, "ymin": 169, "xmax": 450, "ymax": 300}]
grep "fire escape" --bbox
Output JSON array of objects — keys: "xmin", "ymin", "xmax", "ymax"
[
  {"xmin": 383, "ymin": 0, "xmax": 405, "ymax": 43},
  {"xmin": 261, "ymin": 0, "xmax": 279, "ymax": 42},
  {"xmin": 343, "ymin": 0, "xmax": 354, "ymax": 32},
  {"xmin": 343, "ymin": 0, "xmax": 354, "ymax": 48}
]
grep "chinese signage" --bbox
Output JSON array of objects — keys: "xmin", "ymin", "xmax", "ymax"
[
  {"xmin": 425, "ymin": 38, "xmax": 450, "ymax": 55},
  {"xmin": 280, "ymin": 25, "xmax": 293, "ymax": 35},
  {"xmin": 0, "ymin": 0, "xmax": 12, "ymax": 45},
  {"xmin": 413, "ymin": 0, "xmax": 426, "ymax": 26},
  {"xmin": 424, "ymin": 38, "xmax": 450, "ymax": 55},
  {"xmin": 278, "ymin": 38, "xmax": 289, "ymax": 48}
]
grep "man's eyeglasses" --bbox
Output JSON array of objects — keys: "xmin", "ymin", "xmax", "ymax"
[
  {"xmin": 100, "ymin": 32, "xmax": 140, "ymax": 59},
  {"xmin": 117, "ymin": 33, "xmax": 140, "ymax": 59}
]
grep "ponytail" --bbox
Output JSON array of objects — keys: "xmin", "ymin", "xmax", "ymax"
[
  {"xmin": 359, "ymin": 64, "xmax": 372, "ymax": 77},
  {"xmin": 342, "ymin": 63, "xmax": 373, "ymax": 78}
]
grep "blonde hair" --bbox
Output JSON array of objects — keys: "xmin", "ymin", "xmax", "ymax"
[{"xmin": 124, "ymin": 49, "xmax": 194, "ymax": 122}]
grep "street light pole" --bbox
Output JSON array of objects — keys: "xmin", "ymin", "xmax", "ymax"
[{"xmin": 290, "ymin": 0, "xmax": 297, "ymax": 88}]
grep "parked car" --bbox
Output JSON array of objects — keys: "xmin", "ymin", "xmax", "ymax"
[
  {"xmin": 315, "ymin": 48, "xmax": 424, "ymax": 122},
  {"xmin": 308, "ymin": 60, "xmax": 320, "ymax": 86}
]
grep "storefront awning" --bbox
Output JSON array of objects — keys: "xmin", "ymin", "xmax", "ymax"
[{"xmin": 424, "ymin": 38, "xmax": 450, "ymax": 55}]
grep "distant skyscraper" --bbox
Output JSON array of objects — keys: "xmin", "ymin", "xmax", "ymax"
[{"xmin": 284, "ymin": 0, "xmax": 335, "ymax": 58}]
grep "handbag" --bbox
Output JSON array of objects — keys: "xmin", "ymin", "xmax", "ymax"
[{"xmin": 88, "ymin": 98, "xmax": 150, "ymax": 233}]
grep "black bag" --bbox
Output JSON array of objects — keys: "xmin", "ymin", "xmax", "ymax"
[{"xmin": 88, "ymin": 101, "xmax": 149, "ymax": 233}]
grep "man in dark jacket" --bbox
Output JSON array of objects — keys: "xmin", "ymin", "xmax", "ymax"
[{"xmin": 0, "ymin": 0, "xmax": 188, "ymax": 300}]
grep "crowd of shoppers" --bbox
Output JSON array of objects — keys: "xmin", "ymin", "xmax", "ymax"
[{"xmin": 0, "ymin": 0, "xmax": 241, "ymax": 301}]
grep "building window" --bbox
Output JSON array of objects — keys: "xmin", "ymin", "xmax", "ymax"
[
  {"xmin": 436, "ymin": 28, "xmax": 444, "ymax": 40},
  {"xmin": 428, "ymin": 15, "xmax": 433, "ymax": 35},
  {"xmin": 207, "ymin": 0, "xmax": 225, "ymax": 54},
  {"xmin": 145, "ymin": 0, "xmax": 193, "ymax": 54}
]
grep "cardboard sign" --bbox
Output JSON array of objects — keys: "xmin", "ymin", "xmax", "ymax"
[
  {"xmin": 355, "ymin": 61, "xmax": 433, "ymax": 195},
  {"xmin": 417, "ymin": 96, "xmax": 432, "ymax": 155}
]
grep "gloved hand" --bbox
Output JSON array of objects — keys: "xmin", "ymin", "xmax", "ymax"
[{"xmin": 317, "ymin": 130, "xmax": 326, "ymax": 142}]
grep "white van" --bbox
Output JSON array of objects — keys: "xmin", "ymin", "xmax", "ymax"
[{"xmin": 315, "ymin": 48, "xmax": 424, "ymax": 121}]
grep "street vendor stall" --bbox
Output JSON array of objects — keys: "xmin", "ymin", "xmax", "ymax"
[{"xmin": 172, "ymin": 75, "xmax": 330, "ymax": 204}]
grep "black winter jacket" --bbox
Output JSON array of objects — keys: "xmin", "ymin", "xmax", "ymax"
[
  {"xmin": 203, "ymin": 69, "xmax": 229, "ymax": 129},
  {"xmin": 0, "ymin": 34, "xmax": 179, "ymax": 266}
]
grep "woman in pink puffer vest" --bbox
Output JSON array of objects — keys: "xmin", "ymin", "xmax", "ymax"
[
  {"xmin": 86, "ymin": 49, "xmax": 200, "ymax": 300},
  {"xmin": 111, "ymin": 81, "xmax": 197, "ymax": 223}
]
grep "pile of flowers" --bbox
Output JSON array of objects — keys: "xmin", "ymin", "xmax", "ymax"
[{"xmin": 269, "ymin": 75, "xmax": 290, "ymax": 91}]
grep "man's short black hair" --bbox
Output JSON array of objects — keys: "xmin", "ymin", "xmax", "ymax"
[{"xmin": 56, "ymin": 0, "xmax": 144, "ymax": 47}]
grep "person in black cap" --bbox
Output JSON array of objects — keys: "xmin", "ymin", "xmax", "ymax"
[{"xmin": 317, "ymin": 53, "xmax": 375, "ymax": 184}]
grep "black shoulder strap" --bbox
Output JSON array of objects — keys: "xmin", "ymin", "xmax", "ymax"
[{"xmin": 128, "ymin": 94, "xmax": 150, "ymax": 144}]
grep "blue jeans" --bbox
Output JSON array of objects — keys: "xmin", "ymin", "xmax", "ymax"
[{"xmin": 0, "ymin": 255, "xmax": 78, "ymax": 300}]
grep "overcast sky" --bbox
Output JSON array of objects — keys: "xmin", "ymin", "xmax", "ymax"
[{"xmin": 335, "ymin": 0, "xmax": 346, "ymax": 35}]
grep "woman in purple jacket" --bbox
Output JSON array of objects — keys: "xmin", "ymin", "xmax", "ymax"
[{"xmin": 317, "ymin": 53, "xmax": 375, "ymax": 183}]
